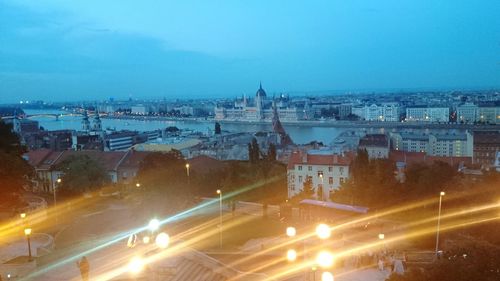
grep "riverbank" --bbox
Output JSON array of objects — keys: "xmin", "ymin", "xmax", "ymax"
[{"xmin": 101, "ymin": 115, "xmax": 497, "ymax": 129}]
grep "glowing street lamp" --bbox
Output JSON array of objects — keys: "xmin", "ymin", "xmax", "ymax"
[
  {"xmin": 155, "ymin": 232, "xmax": 170, "ymax": 249},
  {"xmin": 286, "ymin": 249, "xmax": 297, "ymax": 262},
  {"xmin": 435, "ymin": 191, "xmax": 445, "ymax": 258},
  {"xmin": 185, "ymin": 163, "xmax": 190, "ymax": 184},
  {"xmin": 321, "ymin": 271, "xmax": 334, "ymax": 281},
  {"xmin": 136, "ymin": 183, "xmax": 141, "ymax": 188},
  {"xmin": 316, "ymin": 251, "xmax": 334, "ymax": 268},
  {"xmin": 216, "ymin": 189, "xmax": 222, "ymax": 248},
  {"xmin": 378, "ymin": 233, "xmax": 385, "ymax": 240},
  {"xmin": 148, "ymin": 219, "xmax": 160, "ymax": 232},
  {"xmin": 24, "ymin": 228, "xmax": 32, "ymax": 261},
  {"xmin": 142, "ymin": 236, "xmax": 150, "ymax": 244},
  {"xmin": 316, "ymin": 224, "xmax": 331, "ymax": 240},
  {"xmin": 20, "ymin": 213, "xmax": 26, "ymax": 219},
  {"xmin": 127, "ymin": 256, "xmax": 144, "ymax": 274},
  {"xmin": 286, "ymin": 227, "xmax": 296, "ymax": 237}
]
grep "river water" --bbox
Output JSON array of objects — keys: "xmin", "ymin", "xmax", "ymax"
[{"xmin": 24, "ymin": 109, "xmax": 359, "ymax": 145}]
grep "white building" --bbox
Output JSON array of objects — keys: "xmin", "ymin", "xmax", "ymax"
[
  {"xmin": 457, "ymin": 103, "xmax": 478, "ymax": 123},
  {"xmin": 131, "ymin": 105, "xmax": 150, "ymax": 115},
  {"xmin": 351, "ymin": 103, "xmax": 401, "ymax": 121},
  {"xmin": 287, "ymin": 150, "xmax": 351, "ymax": 201},
  {"xmin": 406, "ymin": 107, "xmax": 450, "ymax": 122},
  {"xmin": 477, "ymin": 103, "xmax": 500, "ymax": 124},
  {"xmin": 390, "ymin": 131, "xmax": 473, "ymax": 157}
]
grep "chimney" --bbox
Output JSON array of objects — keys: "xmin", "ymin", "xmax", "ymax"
[
  {"xmin": 333, "ymin": 154, "xmax": 338, "ymax": 163},
  {"xmin": 302, "ymin": 151, "xmax": 307, "ymax": 163}
]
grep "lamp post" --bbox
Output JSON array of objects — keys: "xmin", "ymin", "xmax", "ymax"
[
  {"xmin": 185, "ymin": 163, "xmax": 190, "ymax": 185},
  {"xmin": 54, "ymin": 178, "xmax": 61, "ymax": 207},
  {"xmin": 435, "ymin": 191, "xmax": 445, "ymax": 259},
  {"xmin": 24, "ymin": 228, "xmax": 32, "ymax": 261},
  {"xmin": 216, "ymin": 189, "xmax": 222, "ymax": 248}
]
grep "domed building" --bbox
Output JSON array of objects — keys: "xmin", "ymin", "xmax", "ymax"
[{"xmin": 215, "ymin": 83, "xmax": 309, "ymax": 122}]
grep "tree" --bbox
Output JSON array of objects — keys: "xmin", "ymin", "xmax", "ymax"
[
  {"xmin": 0, "ymin": 118, "xmax": 32, "ymax": 209},
  {"xmin": 136, "ymin": 150, "xmax": 191, "ymax": 215},
  {"xmin": 214, "ymin": 122, "xmax": 221, "ymax": 134},
  {"xmin": 56, "ymin": 155, "xmax": 109, "ymax": 194},
  {"xmin": 248, "ymin": 138, "xmax": 261, "ymax": 164},
  {"xmin": 267, "ymin": 143, "xmax": 276, "ymax": 162}
]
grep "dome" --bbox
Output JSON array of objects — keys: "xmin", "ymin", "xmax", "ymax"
[{"xmin": 256, "ymin": 82, "xmax": 267, "ymax": 97}]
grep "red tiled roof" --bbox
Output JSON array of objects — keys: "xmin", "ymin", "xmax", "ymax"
[
  {"xmin": 118, "ymin": 150, "xmax": 151, "ymax": 169},
  {"xmin": 25, "ymin": 149, "xmax": 128, "ymax": 171},
  {"xmin": 287, "ymin": 150, "xmax": 351, "ymax": 169},
  {"xmin": 23, "ymin": 148, "xmax": 53, "ymax": 167},
  {"xmin": 187, "ymin": 155, "xmax": 227, "ymax": 175}
]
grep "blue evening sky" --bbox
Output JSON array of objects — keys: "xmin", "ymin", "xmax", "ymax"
[{"xmin": 0, "ymin": 0, "xmax": 499, "ymax": 102}]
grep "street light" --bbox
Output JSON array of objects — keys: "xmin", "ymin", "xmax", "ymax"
[
  {"xmin": 316, "ymin": 224, "xmax": 331, "ymax": 240},
  {"xmin": 148, "ymin": 218, "xmax": 160, "ymax": 232},
  {"xmin": 286, "ymin": 227, "xmax": 296, "ymax": 237},
  {"xmin": 435, "ymin": 191, "xmax": 445, "ymax": 258},
  {"xmin": 316, "ymin": 251, "xmax": 334, "ymax": 268},
  {"xmin": 127, "ymin": 256, "xmax": 144, "ymax": 274},
  {"xmin": 286, "ymin": 249, "xmax": 297, "ymax": 262},
  {"xmin": 321, "ymin": 271, "xmax": 334, "ymax": 281},
  {"xmin": 185, "ymin": 163, "xmax": 190, "ymax": 184},
  {"xmin": 20, "ymin": 213, "xmax": 26, "ymax": 219},
  {"xmin": 54, "ymin": 178, "xmax": 61, "ymax": 207},
  {"xmin": 216, "ymin": 189, "xmax": 222, "ymax": 248},
  {"xmin": 136, "ymin": 183, "xmax": 141, "ymax": 188},
  {"xmin": 155, "ymin": 232, "xmax": 170, "ymax": 249},
  {"xmin": 24, "ymin": 228, "xmax": 32, "ymax": 261},
  {"xmin": 378, "ymin": 233, "xmax": 385, "ymax": 240}
]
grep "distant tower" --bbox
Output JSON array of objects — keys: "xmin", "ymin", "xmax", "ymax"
[
  {"xmin": 93, "ymin": 110, "xmax": 102, "ymax": 131},
  {"xmin": 255, "ymin": 82, "xmax": 267, "ymax": 120},
  {"xmin": 81, "ymin": 110, "xmax": 90, "ymax": 131}
]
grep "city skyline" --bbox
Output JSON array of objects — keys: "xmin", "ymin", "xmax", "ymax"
[{"xmin": 1, "ymin": 0, "xmax": 500, "ymax": 103}]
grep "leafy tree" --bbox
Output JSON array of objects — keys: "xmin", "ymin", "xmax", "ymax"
[
  {"xmin": 0, "ymin": 119, "xmax": 32, "ymax": 209},
  {"xmin": 214, "ymin": 122, "xmax": 221, "ymax": 134},
  {"xmin": 136, "ymin": 150, "xmax": 191, "ymax": 215},
  {"xmin": 56, "ymin": 155, "xmax": 109, "ymax": 194},
  {"xmin": 267, "ymin": 143, "xmax": 277, "ymax": 162},
  {"xmin": 386, "ymin": 239, "xmax": 500, "ymax": 281},
  {"xmin": 248, "ymin": 138, "xmax": 261, "ymax": 164}
]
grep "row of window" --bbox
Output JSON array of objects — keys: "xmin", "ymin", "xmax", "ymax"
[{"xmin": 297, "ymin": 165, "xmax": 345, "ymax": 174}]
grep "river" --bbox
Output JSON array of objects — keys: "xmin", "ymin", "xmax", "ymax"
[{"xmin": 24, "ymin": 109, "xmax": 360, "ymax": 145}]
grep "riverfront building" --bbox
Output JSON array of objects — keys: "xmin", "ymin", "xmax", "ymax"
[
  {"xmin": 215, "ymin": 84, "xmax": 309, "ymax": 122},
  {"xmin": 405, "ymin": 106, "xmax": 450, "ymax": 122}
]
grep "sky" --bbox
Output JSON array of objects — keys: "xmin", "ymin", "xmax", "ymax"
[{"xmin": 0, "ymin": 0, "xmax": 499, "ymax": 103}]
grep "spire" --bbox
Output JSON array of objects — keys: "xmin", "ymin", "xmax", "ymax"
[{"xmin": 259, "ymin": 81, "xmax": 262, "ymax": 90}]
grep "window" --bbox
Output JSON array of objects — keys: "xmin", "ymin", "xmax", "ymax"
[
  {"xmin": 329, "ymin": 177, "xmax": 333, "ymax": 185},
  {"xmin": 339, "ymin": 167, "xmax": 344, "ymax": 175},
  {"xmin": 298, "ymin": 176, "xmax": 303, "ymax": 183},
  {"xmin": 317, "ymin": 171, "xmax": 323, "ymax": 177},
  {"xmin": 339, "ymin": 177, "xmax": 345, "ymax": 184},
  {"xmin": 298, "ymin": 165, "xmax": 302, "ymax": 171},
  {"xmin": 308, "ymin": 166, "xmax": 312, "ymax": 171},
  {"xmin": 328, "ymin": 166, "xmax": 333, "ymax": 172}
]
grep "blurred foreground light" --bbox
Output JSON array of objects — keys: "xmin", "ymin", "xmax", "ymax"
[
  {"xmin": 286, "ymin": 227, "xmax": 296, "ymax": 237},
  {"xmin": 322, "ymin": 271, "xmax": 334, "ymax": 281},
  {"xmin": 378, "ymin": 233, "xmax": 385, "ymax": 240},
  {"xmin": 155, "ymin": 232, "xmax": 170, "ymax": 249},
  {"xmin": 20, "ymin": 213, "xmax": 26, "ymax": 219},
  {"xmin": 316, "ymin": 224, "xmax": 331, "ymax": 239},
  {"xmin": 148, "ymin": 219, "xmax": 160, "ymax": 232},
  {"xmin": 142, "ymin": 236, "xmax": 150, "ymax": 244},
  {"xmin": 216, "ymin": 189, "xmax": 221, "ymax": 195},
  {"xmin": 316, "ymin": 251, "xmax": 334, "ymax": 268},
  {"xmin": 286, "ymin": 249, "xmax": 297, "ymax": 262},
  {"xmin": 24, "ymin": 228, "xmax": 32, "ymax": 236},
  {"xmin": 127, "ymin": 257, "xmax": 144, "ymax": 274}
]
